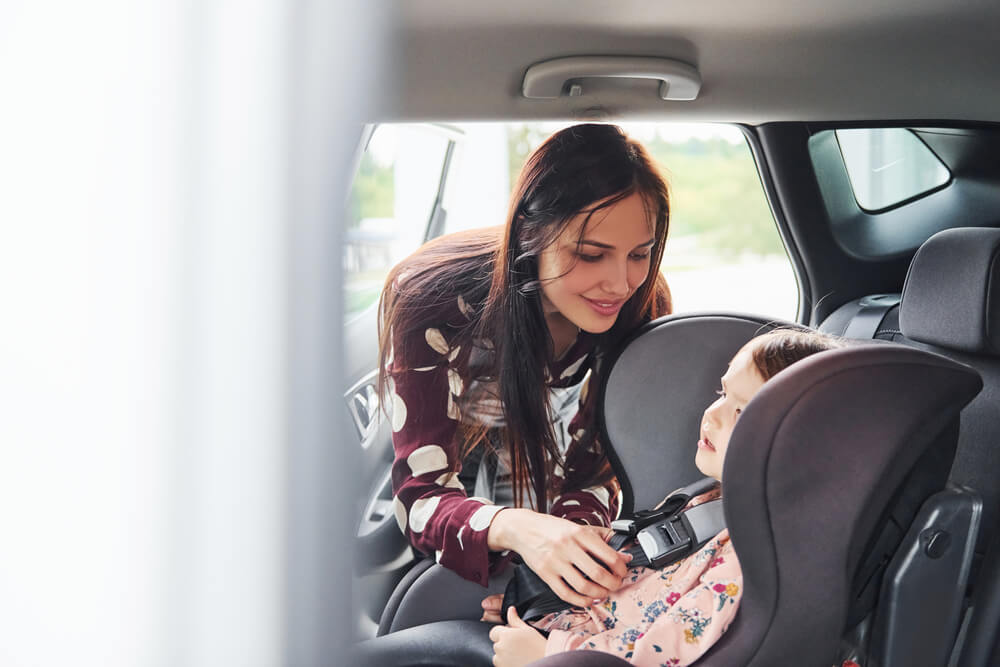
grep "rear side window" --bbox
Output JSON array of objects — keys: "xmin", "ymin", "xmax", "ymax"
[
  {"xmin": 345, "ymin": 124, "xmax": 452, "ymax": 316},
  {"xmin": 836, "ymin": 128, "xmax": 950, "ymax": 211}
]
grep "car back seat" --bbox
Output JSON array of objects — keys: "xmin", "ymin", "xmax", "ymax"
[{"xmin": 819, "ymin": 227, "xmax": 1000, "ymax": 667}]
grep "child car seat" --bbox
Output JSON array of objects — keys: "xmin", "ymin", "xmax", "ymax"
[{"xmin": 357, "ymin": 315, "xmax": 981, "ymax": 666}]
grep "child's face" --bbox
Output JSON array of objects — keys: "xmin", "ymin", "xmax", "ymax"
[{"xmin": 695, "ymin": 341, "xmax": 767, "ymax": 482}]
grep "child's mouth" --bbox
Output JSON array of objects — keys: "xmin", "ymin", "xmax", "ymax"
[{"xmin": 698, "ymin": 437, "xmax": 716, "ymax": 452}]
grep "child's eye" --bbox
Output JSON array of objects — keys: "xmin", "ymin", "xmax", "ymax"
[
  {"xmin": 576, "ymin": 253, "xmax": 602, "ymax": 263},
  {"xmin": 715, "ymin": 389, "xmax": 725, "ymax": 397}
]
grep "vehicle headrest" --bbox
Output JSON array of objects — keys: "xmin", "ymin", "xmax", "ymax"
[
  {"xmin": 899, "ymin": 227, "xmax": 1000, "ymax": 355},
  {"xmin": 703, "ymin": 343, "xmax": 981, "ymax": 666}
]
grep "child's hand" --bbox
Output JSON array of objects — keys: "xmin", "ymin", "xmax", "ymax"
[
  {"xmin": 480, "ymin": 593, "xmax": 504, "ymax": 623},
  {"xmin": 489, "ymin": 607, "xmax": 547, "ymax": 667}
]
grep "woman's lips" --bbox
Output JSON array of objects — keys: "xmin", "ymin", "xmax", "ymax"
[
  {"xmin": 583, "ymin": 297, "xmax": 625, "ymax": 317},
  {"xmin": 698, "ymin": 437, "xmax": 716, "ymax": 452}
]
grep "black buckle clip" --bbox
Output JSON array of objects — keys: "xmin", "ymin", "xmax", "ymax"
[
  {"xmin": 610, "ymin": 505, "xmax": 675, "ymax": 539},
  {"xmin": 636, "ymin": 515, "xmax": 693, "ymax": 569}
]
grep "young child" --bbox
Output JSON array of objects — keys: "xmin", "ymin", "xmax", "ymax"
[{"xmin": 484, "ymin": 329, "xmax": 845, "ymax": 667}]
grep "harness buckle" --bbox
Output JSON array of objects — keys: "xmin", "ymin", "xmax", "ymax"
[{"xmin": 636, "ymin": 515, "xmax": 694, "ymax": 569}]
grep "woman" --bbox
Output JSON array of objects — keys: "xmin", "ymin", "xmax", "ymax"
[{"xmin": 379, "ymin": 123, "xmax": 672, "ymax": 610}]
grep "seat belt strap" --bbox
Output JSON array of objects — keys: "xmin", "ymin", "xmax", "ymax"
[
  {"xmin": 502, "ymin": 482, "xmax": 725, "ymax": 623},
  {"xmin": 843, "ymin": 295, "xmax": 900, "ymax": 340}
]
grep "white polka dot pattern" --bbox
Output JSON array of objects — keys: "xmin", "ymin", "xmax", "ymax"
[
  {"xmin": 583, "ymin": 487, "xmax": 611, "ymax": 509},
  {"xmin": 457, "ymin": 526, "xmax": 466, "ymax": 550},
  {"xmin": 457, "ymin": 295, "xmax": 474, "ymax": 319},
  {"xmin": 468, "ymin": 496, "xmax": 491, "ymax": 505},
  {"xmin": 448, "ymin": 369, "xmax": 463, "ymax": 396},
  {"xmin": 560, "ymin": 499, "xmax": 580, "ymax": 507},
  {"xmin": 560, "ymin": 354, "xmax": 588, "ymax": 379},
  {"xmin": 435, "ymin": 472, "xmax": 464, "ymax": 489},
  {"xmin": 409, "ymin": 496, "xmax": 441, "ymax": 533},
  {"xmin": 425, "ymin": 328, "xmax": 449, "ymax": 354},
  {"xmin": 447, "ymin": 394, "xmax": 460, "ymax": 421},
  {"xmin": 391, "ymin": 390, "xmax": 407, "ymax": 432},
  {"xmin": 407, "ymin": 445, "xmax": 448, "ymax": 477},
  {"xmin": 468, "ymin": 504, "xmax": 504, "ymax": 531},
  {"xmin": 393, "ymin": 496, "xmax": 407, "ymax": 533}
]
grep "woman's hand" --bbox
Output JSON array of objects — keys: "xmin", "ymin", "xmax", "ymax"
[
  {"xmin": 489, "ymin": 607, "xmax": 547, "ymax": 667},
  {"xmin": 487, "ymin": 508, "xmax": 630, "ymax": 608}
]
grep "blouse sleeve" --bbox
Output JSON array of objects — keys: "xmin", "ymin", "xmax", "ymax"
[
  {"xmin": 544, "ymin": 536, "xmax": 742, "ymax": 665},
  {"xmin": 389, "ymin": 325, "xmax": 508, "ymax": 586}
]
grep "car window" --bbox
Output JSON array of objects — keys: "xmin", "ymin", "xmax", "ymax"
[
  {"xmin": 441, "ymin": 122, "xmax": 797, "ymax": 321},
  {"xmin": 836, "ymin": 128, "xmax": 950, "ymax": 211},
  {"xmin": 345, "ymin": 124, "xmax": 452, "ymax": 316}
]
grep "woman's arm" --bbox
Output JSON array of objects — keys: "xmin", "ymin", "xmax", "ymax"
[{"xmin": 390, "ymin": 326, "xmax": 509, "ymax": 585}]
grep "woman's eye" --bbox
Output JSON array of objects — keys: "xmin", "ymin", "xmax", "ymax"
[
  {"xmin": 630, "ymin": 252, "xmax": 651, "ymax": 261},
  {"xmin": 577, "ymin": 253, "xmax": 602, "ymax": 263}
]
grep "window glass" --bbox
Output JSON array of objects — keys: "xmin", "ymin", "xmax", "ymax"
[
  {"xmin": 344, "ymin": 124, "xmax": 450, "ymax": 316},
  {"xmin": 442, "ymin": 122, "xmax": 796, "ymax": 321},
  {"xmin": 836, "ymin": 128, "xmax": 950, "ymax": 211}
]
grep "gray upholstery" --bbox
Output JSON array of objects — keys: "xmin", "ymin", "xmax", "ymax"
[
  {"xmin": 378, "ymin": 562, "xmax": 511, "ymax": 635},
  {"xmin": 702, "ymin": 344, "xmax": 979, "ymax": 666},
  {"xmin": 600, "ymin": 313, "xmax": 795, "ymax": 514},
  {"xmin": 355, "ymin": 621, "xmax": 495, "ymax": 666},
  {"xmin": 822, "ymin": 229, "xmax": 1000, "ymax": 549},
  {"xmin": 899, "ymin": 227, "xmax": 1000, "ymax": 355},
  {"xmin": 599, "ymin": 317, "xmax": 980, "ymax": 667}
]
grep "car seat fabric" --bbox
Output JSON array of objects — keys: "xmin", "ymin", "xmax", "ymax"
[
  {"xmin": 697, "ymin": 344, "xmax": 980, "ymax": 666},
  {"xmin": 898, "ymin": 227, "xmax": 1000, "ymax": 355}
]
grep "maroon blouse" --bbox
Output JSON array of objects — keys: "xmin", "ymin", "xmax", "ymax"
[{"xmin": 388, "ymin": 295, "xmax": 620, "ymax": 586}]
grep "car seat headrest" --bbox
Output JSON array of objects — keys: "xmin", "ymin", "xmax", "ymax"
[
  {"xmin": 703, "ymin": 343, "xmax": 982, "ymax": 666},
  {"xmin": 900, "ymin": 227, "xmax": 1000, "ymax": 355}
]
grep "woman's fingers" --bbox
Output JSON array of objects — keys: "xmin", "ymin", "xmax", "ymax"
[
  {"xmin": 545, "ymin": 575, "xmax": 596, "ymax": 609},
  {"xmin": 578, "ymin": 529, "xmax": 631, "ymax": 579},
  {"xmin": 558, "ymin": 565, "xmax": 609, "ymax": 601}
]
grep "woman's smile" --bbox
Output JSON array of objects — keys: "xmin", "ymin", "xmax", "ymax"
[{"xmin": 582, "ymin": 296, "xmax": 626, "ymax": 317}]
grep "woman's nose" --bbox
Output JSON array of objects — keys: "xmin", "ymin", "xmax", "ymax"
[{"xmin": 601, "ymin": 258, "xmax": 630, "ymax": 296}]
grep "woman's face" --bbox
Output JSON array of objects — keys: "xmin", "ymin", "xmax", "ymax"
[
  {"xmin": 536, "ymin": 191, "xmax": 656, "ymax": 334},
  {"xmin": 695, "ymin": 341, "xmax": 766, "ymax": 482}
]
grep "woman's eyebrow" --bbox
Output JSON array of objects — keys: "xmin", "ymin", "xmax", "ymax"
[{"xmin": 577, "ymin": 238, "xmax": 656, "ymax": 250}]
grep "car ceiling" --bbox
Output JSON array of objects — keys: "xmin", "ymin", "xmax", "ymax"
[{"xmin": 373, "ymin": 0, "xmax": 1000, "ymax": 124}]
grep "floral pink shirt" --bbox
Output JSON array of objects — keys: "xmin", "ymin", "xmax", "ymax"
[{"xmin": 534, "ymin": 529, "xmax": 740, "ymax": 666}]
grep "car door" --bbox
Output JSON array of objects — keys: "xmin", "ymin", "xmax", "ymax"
[{"xmin": 343, "ymin": 123, "xmax": 462, "ymax": 632}]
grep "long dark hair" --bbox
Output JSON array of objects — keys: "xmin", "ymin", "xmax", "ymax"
[{"xmin": 379, "ymin": 124, "xmax": 672, "ymax": 511}]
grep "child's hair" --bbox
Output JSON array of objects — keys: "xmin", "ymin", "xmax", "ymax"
[{"xmin": 750, "ymin": 329, "xmax": 846, "ymax": 381}]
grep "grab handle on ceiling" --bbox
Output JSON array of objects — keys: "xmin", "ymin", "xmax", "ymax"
[{"xmin": 522, "ymin": 56, "xmax": 701, "ymax": 101}]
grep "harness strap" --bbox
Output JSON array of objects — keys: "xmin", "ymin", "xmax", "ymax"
[
  {"xmin": 842, "ymin": 294, "xmax": 900, "ymax": 340},
  {"xmin": 501, "ymin": 479, "xmax": 725, "ymax": 623}
]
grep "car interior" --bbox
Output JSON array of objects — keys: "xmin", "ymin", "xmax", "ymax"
[{"xmin": 344, "ymin": 2, "xmax": 1000, "ymax": 664}]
